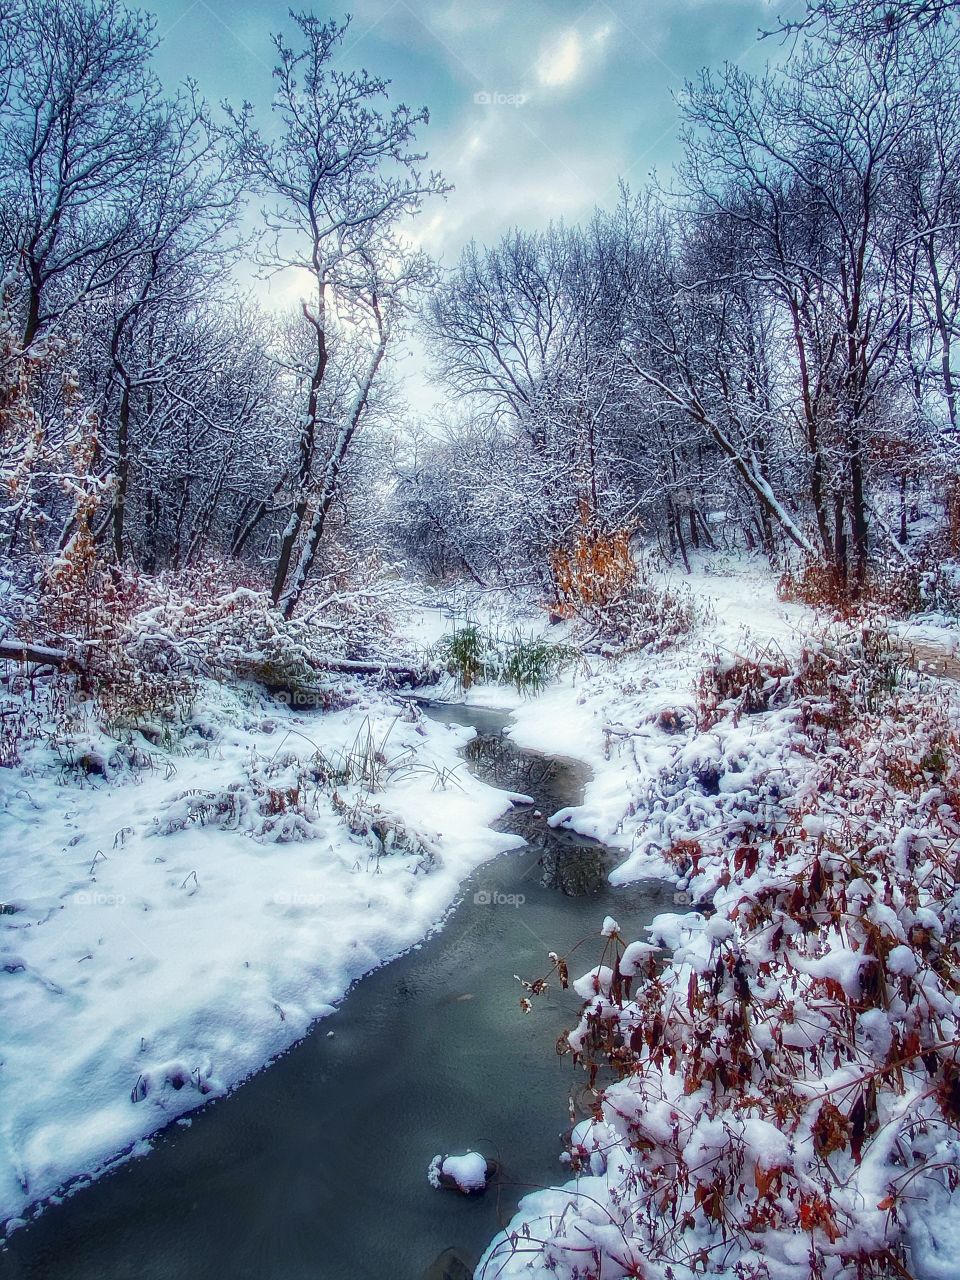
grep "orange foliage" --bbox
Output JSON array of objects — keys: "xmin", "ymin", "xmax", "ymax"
[
  {"xmin": 945, "ymin": 479, "xmax": 960, "ymax": 557},
  {"xmin": 778, "ymin": 556, "xmax": 923, "ymax": 619},
  {"xmin": 550, "ymin": 523, "xmax": 636, "ymax": 618}
]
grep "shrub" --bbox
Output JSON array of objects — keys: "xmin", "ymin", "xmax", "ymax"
[
  {"xmin": 549, "ymin": 515, "xmax": 694, "ymax": 652},
  {"xmin": 436, "ymin": 624, "xmax": 489, "ymax": 689},
  {"xmin": 551, "ymin": 523, "xmax": 637, "ymax": 617},
  {"xmin": 435, "ymin": 623, "xmax": 571, "ymax": 694},
  {"xmin": 778, "ymin": 556, "xmax": 925, "ymax": 619},
  {"xmin": 695, "ymin": 626, "xmax": 909, "ymax": 734},
  {"xmin": 502, "ymin": 636, "xmax": 569, "ymax": 694},
  {"xmin": 695, "ymin": 652, "xmax": 793, "ymax": 729},
  {"xmin": 506, "ymin": 633, "xmax": 960, "ymax": 1280}
]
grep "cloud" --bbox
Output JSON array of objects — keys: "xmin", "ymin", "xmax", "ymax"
[
  {"xmin": 536, "ymin": 30, "xmax": 583, "ymax": 88},
  {"xmin": 264, "ymin": 265, "xmax": 316, "ymax": 310},
  {"xmin": 429, "ymin": 0, "xmax": 508, "ymax": 34}
]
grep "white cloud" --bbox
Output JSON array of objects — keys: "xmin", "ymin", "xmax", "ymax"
[
  {"xmin": 430, "ymin": 0, "xmax": 507, "ymax": 33},
  {"xmin": 264, "ymin": 265, "xmax": 316, "ymax": 310},
  {"xmin": 536, "ymin": 30, "xmax": 582, "ymax": 88}
]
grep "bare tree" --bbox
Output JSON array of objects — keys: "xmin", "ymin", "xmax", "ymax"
[
  {"xmin": 672, "ymin": 32, "xmax": 941, "ymax": 583},
  {"xmin": 227, "ymin": 12, "xmax": 446, "ymax": 616},
  {"xmin": 425, "ymin": 205, "xmax": 652, "ymax": 568},
  {"xmin": 425, "ymin": 228, "xmax": 573, "ymax": 429},
  {"xmin": 102, "ymin": 89, "xmax": 241, "ymax": 564},
  {"xmin": 0, "ymin": 0, "xmax": 166, "ymax": 349},
  {"xmin": 772, "ymin": 0, "xmax": 960, "ymax": 37}
]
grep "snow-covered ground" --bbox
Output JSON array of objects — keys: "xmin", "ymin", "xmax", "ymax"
[
  {"xmin": 5, "ymin": 558, "xmax": 959, "ymax": 1278},
  {"xmin": 499, "ymin": 559, "xmax": 812, "ymax": 857},
  {"xmin": 0, "ymin": 677, "xmax": 522, "ymax": 1232},
  {"xmin": 462, "ymin": 567, "xmax": 960, "ymax": 1280}
]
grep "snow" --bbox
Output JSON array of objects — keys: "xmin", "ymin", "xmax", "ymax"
[
  {"xmin": 909, "ymin": 1161, "xmax": 960, "ymax": 1280},
  {"xmin": 464, "ymin": 560, "xmax": 960, "ymax": 1280},
  {"xmin": 426, "ymin": 1150, "xmax": 488, "ymax": 1192},
  {"xmin": 618, "ymin": 940, "xmax": 658, "ymax": 975},
  {"xmin": 572, "ymin": 964, "xmax": 615, "ymax": 1000},
  {"xmin": 6, "ymin": 558, "xmax": 960, "ymax": 1272},
  {"xmin": 888, "ymin": 943, "xmax": 919, "ymax": 976},
  {"xmin": 0, "ymin": 678, "xmax": 521, "ymax": 1231}
]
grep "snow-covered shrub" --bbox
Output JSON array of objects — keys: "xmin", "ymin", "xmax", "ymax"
[
  {"xmin": 499, "ymin": 638, "xmax": 960, "ymax": 1280},
  {"xmin": 8, "ymin": 556, "xmax": 398, "ymax": 751},
  {"xmin": 778, "ymin": 555, "xmax": 927, "ymax": 619},
  {"xmin": 919, "ymin": 561, "xmax": 960, "ymax": 619},
  {"xmin": 156, "ymin": 719, "xmax": 437, "ymax": 856},
  {"xmin": 158, "ymin": 749, "xmax": 331, "ymax": 843},
  {"xmin": 551, "ymin": 526, "xmax": 694, "ymax": 652},
  {"xmin": 695, "ymin": 625, "xmax": 909, "ymax": 738},
  {"xmin": 597, "ymin": 574, "xmax": 695, "ymax": 654},
  {"xmin": 120, "ymin": 558, "xmax": 399, "ymax": 688},
  {"xmin": 694, "ymin": 652, "xmax": 793, "ymax": 730},
  {"xmin": 329, "ymin": 790, "xmax": 436, "ymax": 868}
]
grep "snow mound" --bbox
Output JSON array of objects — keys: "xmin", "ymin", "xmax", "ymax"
[{"xmin": 427, "ymin": 1150, "xmax": 489, "ymax": 1193}]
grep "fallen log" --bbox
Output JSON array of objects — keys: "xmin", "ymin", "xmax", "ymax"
[
  {"xmin": 0, "ymin": 640, "xmax": 69, "ymax": 667},
  {"xmin": 259, "ymin": 656, "xmax": 432, "ymax": 704},
  {"xmin": 308, "ymin": 656, "xmax": 426, "ymax": 682},
  {"xmin": 0, "ymin": 641, "xmax": 430, "ymax": 688}
]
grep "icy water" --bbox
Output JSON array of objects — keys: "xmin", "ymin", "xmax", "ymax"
[{"xmin": 0, "ymin": 702, "xmax": 675, "ymax": 1280}]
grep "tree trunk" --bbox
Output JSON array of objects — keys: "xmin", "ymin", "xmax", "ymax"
[
  {"xmin": 231, "ymin": 471, "xmax": 289, "ymax": 559},
  {"xmin": 271, "ymin": 302, "xmax": 327, "ymax": 606},
  {"xmin": 833, "ymin": 492, "xmax": 848, "ymax": 592},
  {"xmin": 849, "ymin": 439, "xmax": 869, "ymax": 588},
  {"xmin": 278, "ymin": 315, "xmax": 389, "ymax": 619},
  {"xmin": 112, "ymin": 380, "xmax": 131, "ymax": 565}
]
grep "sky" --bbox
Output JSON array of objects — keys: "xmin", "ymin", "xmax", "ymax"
[{"xmin": 145, "ymin": 0, "xmax": 800, "ymax": 412}]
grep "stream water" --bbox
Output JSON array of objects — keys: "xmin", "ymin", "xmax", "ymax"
[{"xmin": 0, "ymin": 702, "xmax": 675, "ymax": 1280}]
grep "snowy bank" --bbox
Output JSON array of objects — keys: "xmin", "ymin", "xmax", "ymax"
[
  {"xmin": 0, "ymin": 679, "xmax": 522, "ymax": 1231},
  {"xmin": 475, "ymin": 578, "xmax": 960, "ymax": 1280}
]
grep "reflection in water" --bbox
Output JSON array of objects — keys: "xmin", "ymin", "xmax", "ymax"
[
  {"xmin": 0, "ymin": 700, "xmax": 675, "ymax": 1280},
  {"xmin": 536, "ymin": 842, "xmax": 608, "ymax": 897},
  {"xmin": 462, "ymin": 725, "xmax": 611, "ymax": 898},
  {"xmin": 462, "ymin": 731, "xmax": 560, "ymax": 796}
]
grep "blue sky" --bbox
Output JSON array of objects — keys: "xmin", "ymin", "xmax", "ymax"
[
  {"xmin": 146, "ymin": 0, "xmax": 797, "ymax": 408},
  {"xmin": 148, "ymin": 0, "xmax": 799, "ymax": 263}
]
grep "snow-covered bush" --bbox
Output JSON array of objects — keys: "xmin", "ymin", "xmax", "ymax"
[
  {"xmin": 2, "ymin": 555, "xmax": 404, "ymax": 754},
  {"xmin": 112, "ymin": 558, "xmax": 400, "ymax": 688},
  {"xmin": 918, "ymin": 561, "xmax": 960, "ymax": 619},
  {"xmin": 778, "ymin": 556, "xmax": 928, "ymax": 620},
  {"xmin": 495, "ymin": 637, "xmax": 960, "ymax": 1280},
  {"xmin": 551, "ymin": 525, "xmax": 694, "ymax": 653},
  {"xmin": 156, "ymin": 715, "xmax": 438, "ymax": 856}
]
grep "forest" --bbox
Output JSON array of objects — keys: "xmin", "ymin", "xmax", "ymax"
[{"xmin": 2, "ymin": 1, "xmax": 960, "ymax": 1278}]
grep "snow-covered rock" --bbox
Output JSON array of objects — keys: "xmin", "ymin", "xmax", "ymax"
[{"xmin": 427, "ymin": 1150, "xmax": 490, "ymax": 1194}]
